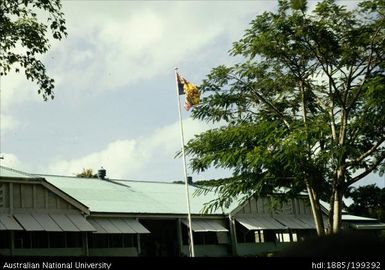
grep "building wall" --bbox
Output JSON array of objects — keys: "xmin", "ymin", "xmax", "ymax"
[
  {"xmin": 0, "ymin": 181, "xmax": 76, "ymax": 213},
  {"xmin": 0, "ymin": 178, "xmax": 90, "ymax": 256},
  {"xmin": 235, "ymin": 196, "xmax": 312, "ymax": 216}
]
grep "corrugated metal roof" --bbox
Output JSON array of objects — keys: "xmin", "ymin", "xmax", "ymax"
[
  {"xmin": 320, "ymin": 200, "xmax": 348, "ymax": 214},
  {"xmin": 235, "ymin": 216, "xmax": 286, "ymax": 230},
  {"xmin": 88, "ymin": 218, "xmax": 150, "ymax": 234},
  {"xmin": 32, "ymin": 174, "xmax": 238, "ymax": 215},
  {"xmin": 14, "ymin": 214, "xmax": 45, "ymax": 231},
  {"xmin": 0, "ymin": 166, "xmax": 238, "ymax": 215},
  {"xmin": 273, "ymin": 215, "xmax": 312, "ymax": 229},
  {"xmin": 0, "ymin": 214, "xmax": 23, "ymax": 231},
  {"xmin": 350, "ymin": 223, "xmax": 385, "ymax": 230},
  {"xmin": 182, "ymin": 219, "xmax": 229, "ymax": 232},
  {"xmin": 342, "ymin": 214, "xmax": 378, "ymax": 221},
  {"xmin": 32, "ymin": 213, "xmax": 62, "ymax": 231},
  {"xmin": 0, "ymin": 166, "xmax": 35, "ymax": 179}
]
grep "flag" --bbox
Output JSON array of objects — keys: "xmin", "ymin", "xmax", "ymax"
[{"xmin": 176, "ymin": 73, "xmax": 200, "ymax": 111}]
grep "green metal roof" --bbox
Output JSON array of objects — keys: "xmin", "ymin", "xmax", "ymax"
[
  {"xmin": 40, "ymin": 175, "xmax": 237, "ymax": 215},
  {"xmin": 0, "ymin": 166, "xmax": 238, "ymax": 215},
  {"xmin": 0, "ymin": 166, "xmax": 36, "ymax": 179}
]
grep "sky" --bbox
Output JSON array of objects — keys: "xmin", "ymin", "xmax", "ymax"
[{"xmin": 0, "ymin": 0, "xmax": 384, "ymax": 188}]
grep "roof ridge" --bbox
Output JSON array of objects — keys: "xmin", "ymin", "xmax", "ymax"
[
  {"xmin": 0, "ymin": 165, "xmax": 35, "ymax": 177},
  {"xmin": 34, "ymin": 173, "xmax": 177, "ymax": 184},
  {"xmin": 114, "ymin": 179, "xmax": 184, "ymax": 185}
]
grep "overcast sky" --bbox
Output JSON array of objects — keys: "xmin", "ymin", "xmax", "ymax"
[{"xmin": 0, "ymin": 0, "xmax": 383, "ymax": 187}]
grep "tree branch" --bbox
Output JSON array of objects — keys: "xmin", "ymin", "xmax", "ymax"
[
  {"xmin": 346, "ymin": 138, "xmax": 385, "ymax": 166},
  {"xmin": 228, "ymin": 74, "xmax": 292, "ymax": 130},
  {"xmin": 250, "ymin": 87, "xmax": 292, "ymax": 129},
  {"xmin": 347, "ymin": 22, "xmax": 384, "ymax": 111},
  {"xmin": 347, "ymin": 153, "xmax": 385, "ymax": 186}
]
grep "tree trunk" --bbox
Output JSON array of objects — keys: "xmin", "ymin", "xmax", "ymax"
[
  {"xmin": 306, "ymin": 182, "xmax": 325, "ymax": 236},
  {"xmin": 332, "ymin": 187, "xmax": 343, "ymax": 233},
  {"xmin": 332, "ymin": 168, "xmax": 345, "ymax": 233},
  {"xmin": 327, "ymin": 193, "xmax": 335, "ymax": 234}
]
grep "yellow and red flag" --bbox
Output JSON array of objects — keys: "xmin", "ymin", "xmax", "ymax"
[{"xmin": 176, "ymin": 73, "xmax": 200, "ymax": 111}]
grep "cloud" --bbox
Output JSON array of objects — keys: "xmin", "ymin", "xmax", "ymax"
[
  {"xmin": 45, "ymin": 1, "xmax": 260, "ymax": 95},
  {"xmin": 1, "ymin": 71, "xmax": 41, "ymax": 110},
  {"xmin": 46, "ymin": 118, "xmax": 216, "ymax": 180},
  {"xmin": 0, "ymin": 1, "xmax": 270, "ymax": 182},
  {"xmin": 0, "ymin": 114, "xmax": 20, "ymax": 133},
  {"xmin": 0, "ymin": 153, "xmax": 23, "ymax": 169}
]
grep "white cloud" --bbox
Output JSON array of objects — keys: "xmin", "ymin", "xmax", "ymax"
[
  {"xmin": 46, "ymin": 1, "xmax": 259, "ymax": 94},
  {"xmin": 0, "ymin": 1, "xmax": 269, "ymax": 182},
  {"xmin": 47, "ymin": 118, "xmax": 217, "ymax": 180},
  {"xmin": 0, "ymin": 153, "xmax": 23, "ymax": 169},
  {"xmin": 1, "ymin": 71, "xmax": 40, "ymax": 110},
  {"xmin": 0, "ymin": 114, "xmax": 20, "ymax": 132}
]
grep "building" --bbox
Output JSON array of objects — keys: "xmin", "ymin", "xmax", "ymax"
[{"xmin": 0, "ymin": 166, "xmax": 384, "ymax": 257}]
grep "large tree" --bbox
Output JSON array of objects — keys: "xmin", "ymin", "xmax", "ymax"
[
  {"xmin": 0, "ymin": 0, "xmax": 67, "ymax": 100},
  {"xmin": 185, "ymin": 0, "xmax": 385, "ymax": 235},
  {"xmin": 346, "ymin": 184, "xmax": 385, "ymax": 222}
]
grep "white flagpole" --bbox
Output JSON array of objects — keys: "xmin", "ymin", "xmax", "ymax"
[{"xmin": 174, "ymin": 67, "xmax": 195, "ymax": 257}]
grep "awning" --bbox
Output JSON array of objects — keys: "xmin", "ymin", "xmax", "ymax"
[
  {"xmin": 273, "ymin": 215, "xmax": 311, "ymax": 229},
  {"xmin": 32, "ymin": 213, "xmax": 62, "ymax": 231},
  {"xmin": 0, "ymin": 214, "xmax": 23, "ymax": 231},
  {"xmin": 67, "ymin": 214, "xmax": 95, "ymax": 231},
  {"xmin": 88, "ymin": 218, "xmax": 150, "ymax": 234},
  {"xmin": 5, "ymin": 213, "xmax": 94, "ymax": 232},
  {"xmin": 295, "ymin": 215, "xmax": 328, "ymax": 229},
  {"xmin": 182, "ymin": 219, "xmax": 228, "ymax": 232},
  {"xmin": 349, "ymin": 223, "xmax": 385, "ymax": 230},
  {"xmin": 14, "ymin": 214, "xmax": 44, "ymax": 231},
  {"xmin": 49, "ymin": 213, "xmax": 95, "ymax": 232},
  {"xmin": 235, "ymin": 216, "xmax": 286, "ymax": 230},
  {"xmin": 124, "ymin": 219, "xmax": 150, "ymax": 234},
  {"xmin": 50, "ymin": 214, "xmax": 79, "ymax": 232}
]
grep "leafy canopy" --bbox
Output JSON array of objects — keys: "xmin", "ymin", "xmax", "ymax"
[
  {"xmin": 346, "ymin": 184, "xmax": 385, "ymax": 222},
  {"xmin": 185, "ymin": 0, "xmax": 385, "ymax": 215},
  {"xmin": 0, "ymin": 0, "xmax": 67, "ymax": 100}
]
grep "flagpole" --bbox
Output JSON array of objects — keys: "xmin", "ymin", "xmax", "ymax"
[{"xmin": 174, "ymin": 67, "xmax": 195, "ymax": 257}]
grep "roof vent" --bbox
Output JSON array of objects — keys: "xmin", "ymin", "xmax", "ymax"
[{"xmin": 97, "ymin": 167, "xmax": 106, "ymax": 180}]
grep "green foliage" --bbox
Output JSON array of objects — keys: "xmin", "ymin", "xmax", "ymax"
[
  {"xmin": 0, "ymin": 0, "xmax": 67, "ymax": 100},
  {"xmin": 346, "ymin": 184, "xmax": 385, "ymax": 222},
  {"xmin": 76, "ymin": 168, "xmax": 97, "ymax": 178},
  {"xmin": 291, "ymin": 0, "xmax": 307, "ymax": 12},
  {"xmin": 185, "ymin": 0, "xmax": 385, "ymax": 221}
]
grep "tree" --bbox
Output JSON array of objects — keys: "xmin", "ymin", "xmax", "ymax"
[
  {"xmin": 185, "ymin": 0, "xmax": 385, "ymax": 235},
  {"xmin": 346, "ymin": 184, "xmax": 385, "ymax": 222},
  {"xmin": 0, "ymin": 0, "xmax": 67, "ymax": 100},
  {"xmin": 76, "ymin": 168, "xmax": 97, "ymax": 178}
]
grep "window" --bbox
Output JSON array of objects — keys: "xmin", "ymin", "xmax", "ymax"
[
  {"xmin": 263, "ymin": 230, "xmax": 277, "ymax": 243},
  {"xmin": 217, "ymin": 232, "xmax": 230, "ymax": 244},
  {"xmin": 0, "ymin": 231, "xmax": 10, "ymax": 248},
  {"xmin": 49, "ymin": 232, "xmax": 65, "ymax": 248},
  {"xmin": 110, "ymin": 235, "xmax": 123, "ymax": 248},
  {"xmin": 88, "ymin": 234, "xmax": 136, "ymax": 248},
  {"xmin": 89, "ymin": 234, "xmax": 109, "ymax": 248},
  {"xmin": 275, "ymin": 232, "xmax": 298, "ymax": 242},
  {"xmin": 276, "ymin": 232, "xmax": 291, "ymax": 242},
  {"xmin": 66, "ymin": 232, "xmax": 82, "ymax": 248},
  {"xmin": 255, "ymin": 230, "xmax": 265, "ymax": 243},
  {"xmin": 122, "ymin": 235, "xmax": 136, "ymax": 248},
  {"xmin": 191, "ymin": 232, "xmax": 220, "ymax": 245},
  {"xmin": 31, "ymin": 232, "xmax": 49, "ymax": 248},
  {"xmin": 14, "ymin": 231, "xmax": 31, "ymax": 249}
]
